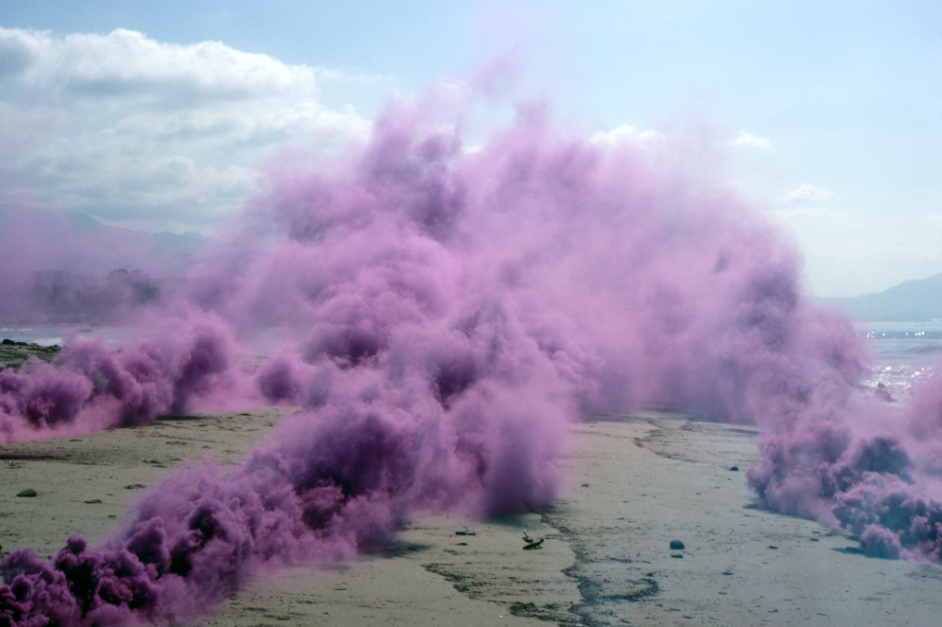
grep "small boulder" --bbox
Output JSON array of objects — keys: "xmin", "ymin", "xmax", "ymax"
[
  {"xmin": 669, "ymin": 539, "xmax": 685, "ymax": 550},
  {"xmin": 16, "ymin": 488, "xmax": 37, "ymax": 497}
]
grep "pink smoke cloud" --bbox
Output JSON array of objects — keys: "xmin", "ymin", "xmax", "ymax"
[{"xmin": 2, "ymin": 79, "xmax": 942, "ymax": 625}]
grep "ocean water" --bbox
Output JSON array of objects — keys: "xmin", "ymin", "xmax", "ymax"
[{"xmin": 857, "ymin": 319, "xmax": 942, "ymax": 402}]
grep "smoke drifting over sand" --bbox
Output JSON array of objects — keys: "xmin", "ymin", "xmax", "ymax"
[{"xmin": 2, "ymin": 81, "xmax": 942, "ymax": 624}]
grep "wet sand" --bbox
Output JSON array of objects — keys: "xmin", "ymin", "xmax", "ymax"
[{"xmin": 3, "ymin": 411, "xmax": 942, "ymax": 626}]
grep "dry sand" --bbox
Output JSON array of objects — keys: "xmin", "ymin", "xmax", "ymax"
[{"xmin": 3, "ymin": 411, "xmax": 942, "ymax": 626}]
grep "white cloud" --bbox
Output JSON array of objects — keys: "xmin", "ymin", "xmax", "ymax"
[
  {"xmin": 0, "ymin": 27, "xmax": 372, "ymax": 233},
  {"xmin": 730, "ymin": 132, "xmax": 771, "ymax": 149},
  {"xmin": 784, "ymin": 183, "xmax": 833, "ymax": 203},
  {"xmin": 590, "ymin": 124, "xmax": 665, "ymax": 148},
  {"xmin": 774, "ymin": 205, "xmax": 847, "ymax": 222},
  {"xmin": 1, "ymin": 27, "xmax": 316, "ymax": 102}
]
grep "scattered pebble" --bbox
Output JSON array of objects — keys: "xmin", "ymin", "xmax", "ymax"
[
  {"xmin": 455, "ymin": 527, "xmax": 475, "ymax": 536},
  {"xmin": 669, "ymin": 540, "xmax": 685, "ymax": 550},
  {"xmin": 671, "ymin": 553, "xmax": 683, "ymax": 559},
  {"xmin": 729, "ymin": 466, "xmax": 739, "ymax": 471},
  {"xmin": 809, "ymin": 538, "xmax": 819, "ymax": 542},
  {"xmin": 16, "ymin": 489, "xmax": 37, "ymax": 497},
  {"xmin": 125, "ymin": 484, "xmax": 147, "ymax": 490},
  {"xmin": 581, "ymin": 483, "xmax": 590, "ymax": 487},
  {"xmin": 768, "ymin": 545, "xmax": 778, "ymax": 550},
  {"xmin": 84, "ymin": 499, "xmax": 102, "ymax": 504},
  {"xmin": 722, "ymin": 570, "xmax": 733, "ymax": 576}
]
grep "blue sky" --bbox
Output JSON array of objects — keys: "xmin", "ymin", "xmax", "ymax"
[{"xmin": 1, "ymin": 0, "xmax": 939, "ymax": 297}]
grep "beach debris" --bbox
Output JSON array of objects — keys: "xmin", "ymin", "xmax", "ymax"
[
  {"xmin": 523, "ymin": 530, "xmax": 544, "ymax": 550},
  {"xmin": 729, "ymin": 466, "xmax": 739, "ymax": 471},
  {"xmin": 16, "ymin": 488, "xmax": 37, "ymax": 497},
  {"xmin": 455, "ymin": 526, "xmax": 476, "ymax": 536},
  {"xmin": 84, "ymin": 499, "xmax": 102, "ymax": 504},
  {"xmin": 669, "ymin": 540, "xmax": 685, "ymax": 550},
  {"xmin": 125, "ymin": 483, "xmax": 147, "ymax": 489}
]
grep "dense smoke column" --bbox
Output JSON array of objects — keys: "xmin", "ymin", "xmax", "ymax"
[
  {"xmin": 3, "ymin": 83, "xmax": 942, "ymax": 625},
  {"xmin": 0, "ymin": 312, "xmax": 243, "ymax": 445}
]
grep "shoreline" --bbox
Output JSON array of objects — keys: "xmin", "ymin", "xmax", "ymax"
[{"xmin": 4, "ymin": 412, "xmax": 942, "ymax": 625}]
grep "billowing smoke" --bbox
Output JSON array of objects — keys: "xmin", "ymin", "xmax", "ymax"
[
  {"xmin": 2, "ymin": 81, "xmax": 941, "ymax": 624},
  {"xmin": 0, "ymin": 311, "xmax": 246, "ymax": 444}
]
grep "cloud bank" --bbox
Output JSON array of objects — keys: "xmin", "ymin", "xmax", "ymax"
[{"xmin": 0, "ymin": 26, "xmax": 370, "ymax": 231}]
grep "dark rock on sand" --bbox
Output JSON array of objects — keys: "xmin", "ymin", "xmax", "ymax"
[
  {"xmin": 669, "ymin": 539, "xmax": 685, "ymax": 550},
  {"xmin": 16, "ymin": 488, "xmax": 38, "ymax": 497}
]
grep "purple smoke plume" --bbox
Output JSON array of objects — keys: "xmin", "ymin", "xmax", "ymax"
[
  {"xmin": 3, "ymin": 79, "xmax": 942, "ymax": 624},
  {"xmin": 0, "ymin": 311, "xmax": 246, "ymax": 445}
]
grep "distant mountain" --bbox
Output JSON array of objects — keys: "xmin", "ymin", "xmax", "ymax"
[
  {"xmin": 821, "ymin": 273, "xmax": 942, "ymax": 321},
  {"xmin": 0, "ymin": 206, "xmax": 238, "ymax": 324},
  {"xmin": 0, "ymin": 206, "xmax": 224, "ymax": 277}
]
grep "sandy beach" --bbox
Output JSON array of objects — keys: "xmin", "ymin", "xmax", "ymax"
[{"xmin": 3, "ymin": 411, "xmax": 942, "ymax": 626}]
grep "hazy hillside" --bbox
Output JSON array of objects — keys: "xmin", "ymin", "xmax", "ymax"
[
  {"xmin": 822, "ymin": 273, "xmax": 942, "ymax": 321},
  {"xmin": 0, "ymin": 206, "xmax": 222, "ymax": 277}
]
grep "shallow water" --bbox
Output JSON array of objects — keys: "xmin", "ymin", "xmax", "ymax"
[{"xmin": 857, "ymin": 320, "xmax": 942, "ymax": 401}]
